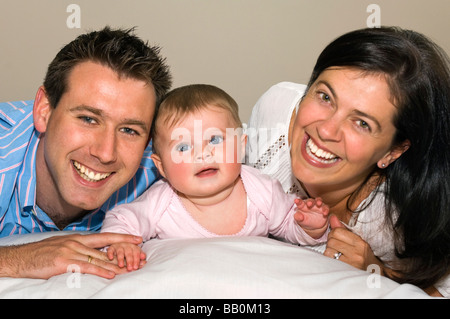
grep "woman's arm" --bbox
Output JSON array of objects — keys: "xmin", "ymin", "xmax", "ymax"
[{"xmin": 325, "ymin": 216, "xmax": 446, "ymax": 297}]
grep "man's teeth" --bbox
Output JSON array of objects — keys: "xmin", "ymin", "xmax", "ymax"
[
  {"xmin": 73, "ymin": 161, "xmax": 111, "ymax": 182},
  {"xmin": 306, "ymin": 138, "xmax": 339, "ymax": 163}
]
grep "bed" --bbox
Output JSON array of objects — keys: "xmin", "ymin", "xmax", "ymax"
[{"xmin": 0, "ymin": 231, "xmax": 431, "ymax": 299}]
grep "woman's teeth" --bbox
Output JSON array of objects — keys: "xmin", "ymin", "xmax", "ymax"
[
  {"xmin": 73, "ymin": 161, "xmax": 111, "ymax": 182},
  {"xmin": 306, "ymin": 138, "xmax": 339, "ymax": 164}
]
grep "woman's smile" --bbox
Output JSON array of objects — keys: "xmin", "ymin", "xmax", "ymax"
[{"xmin": 303, "ymin": 134, "xmax": 341, "ymax": 167}]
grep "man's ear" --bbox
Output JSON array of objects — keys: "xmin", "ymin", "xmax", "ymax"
[
  {"xmin": 150, "ymin": 153, "xmax": 166, "ymax": 178},
  {"xmin": 377, "ymin": 140, "xmax": 411, "ymax": 169},
  {"xmin": 33, "ymin": 86, "xmax": 53, "ymax": 133}
]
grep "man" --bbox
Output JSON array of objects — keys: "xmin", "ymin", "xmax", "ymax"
[{"xmin": 0, "ymin": 27, "xmax": 172, "ymax": 279}]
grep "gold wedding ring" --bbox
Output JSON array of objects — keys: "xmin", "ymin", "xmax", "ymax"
[{"xmin": 87, "ymin": 255, "xmax": 93, "ymax": 263}]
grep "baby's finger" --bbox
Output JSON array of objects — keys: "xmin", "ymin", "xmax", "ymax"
[
  {"xmin": 322, "ymin": 204, "xmax": 330, "ymax": 216},
  {"xmin": 116, "ymin": 248, "xmax": 126, "ymax": 268},
  {"xmin": 305, "ymin": 198, "xmax": 315, "ymax": 208},
  {"xmin": 315, "ymin": 197, "xmax": 323, "ymax": 207},
  {"xmin": 294, "ymin": 198, "xmax": 306, "ymax": 209},
  {"xmin": 294, "ymin": 211, "xmax": 305, "ymax": 224},
  {"xmin": 106, "ymin": 247, "xmax": 116, "ymax": 261}
]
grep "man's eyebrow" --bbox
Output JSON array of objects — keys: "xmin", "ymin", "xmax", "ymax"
[
  {"xmin": 70, "ymin": 105, "xmax": 150, "ymax": 132},
  {"xmin": 123, "ymin": 118, "xmax": 150, "ymax": 132},
  {"xmin": 70, "ymin": 105, "xmax": 103, "ymax": 116}
]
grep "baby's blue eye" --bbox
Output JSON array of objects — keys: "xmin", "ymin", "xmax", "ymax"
[
  {"xmin": 175, "ymin": 143, "xmax": 191, "ymax": 152},
  {"xmin": 209, "ymin": 135, "xmax": 223, "ymax": 145}
]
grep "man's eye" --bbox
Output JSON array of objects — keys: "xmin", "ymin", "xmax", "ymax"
[
  {"xmin": 80, "ymin": 116, "xmax": 97, "ymax": 124},
  {"xmin": 121, "ymin": 127, "xmax": 139, "ymax": 136},
  {"xmin": 209, "ymin": 135, "xmax": 224, "ymax": 145},
  {"xmin": 175, "ymin": 143, "xmax": 191, "ymax": 152}
]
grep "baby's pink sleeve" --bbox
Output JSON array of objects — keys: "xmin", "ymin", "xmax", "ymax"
[
  {"xmin": 268, "ymin": 179, "xmax": 328, "ymax": 245},
  {"xmin": 101, "ymin": 181, "xmax": 171, "ymax": 241}
]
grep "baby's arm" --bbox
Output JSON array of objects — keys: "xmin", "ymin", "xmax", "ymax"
[
  {"xmin": 294, "ymin": 198, "xmax": 329, "ymax": 239},
  {"xmin": 107, "ymin": 242, "xmax": 147, "ymax": 272}
]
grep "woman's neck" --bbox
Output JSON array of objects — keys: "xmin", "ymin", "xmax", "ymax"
[
  {"xmin": 302, "ymin": 175, "xmax": 379, "ymax": 224},
  {"xmin": 303, "ymin": 185, "xmax": 353, "ymax": 223}
]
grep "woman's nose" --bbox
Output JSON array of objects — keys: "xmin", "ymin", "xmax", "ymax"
[{"xmin": 316, "ymin": 115, "xmax": 342, "ymax": 142}]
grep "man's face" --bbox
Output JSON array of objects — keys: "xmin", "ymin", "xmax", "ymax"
[{"xmin": 35, "ymin": 61, "xmax": 156, "ymax": 213}]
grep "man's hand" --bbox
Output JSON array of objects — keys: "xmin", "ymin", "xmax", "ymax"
[{"xmin": 0, "ymin": 232, "xmax": 143, "ymax": 279}]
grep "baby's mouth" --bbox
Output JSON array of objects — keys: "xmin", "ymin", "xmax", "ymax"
[
  {"xmin": 305, "ymin": 138, "xmax": 340, "ymax": 164},
  {"xmin": 72, "ymin": 160, "xmax": 112, "ymax": 182},
  {"xmin": 195, "ymin": 167, "xmax": 218, "ymax": 177}
]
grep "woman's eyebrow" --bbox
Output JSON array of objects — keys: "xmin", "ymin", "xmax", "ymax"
[
  {"xmin": 316, "ymin": 81, "xmax": 382, "ymax": 132},
  {"xmin": 352, "ymin": 109, "xmax": 382, "ymax": 132},
  {"xmin": 316, "ymin": 80, "xmax": 338, "ymax": 102}
]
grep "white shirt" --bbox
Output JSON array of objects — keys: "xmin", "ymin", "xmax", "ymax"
[{"xmin": 245, "ymin": 82, "xmax": 450, "ymax": 297}]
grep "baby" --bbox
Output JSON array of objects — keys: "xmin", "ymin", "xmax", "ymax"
[{"xmin": 101, "ymin": 84, "xmax": 329, "ymax": 270}]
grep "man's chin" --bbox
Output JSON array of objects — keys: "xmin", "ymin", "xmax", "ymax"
[{"xmin": 69, "ymin": 195, "xmax": 111, "ymax": 211}]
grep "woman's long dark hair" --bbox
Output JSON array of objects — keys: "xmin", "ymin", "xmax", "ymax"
[{"xmin": 307, "ymin": 27, "xmax": 450, "ymax": 288}]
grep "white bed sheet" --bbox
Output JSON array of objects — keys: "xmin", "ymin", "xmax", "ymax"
[{"xmin": 0, "ymin": 232, "xmax": 430, "ymax": 299}]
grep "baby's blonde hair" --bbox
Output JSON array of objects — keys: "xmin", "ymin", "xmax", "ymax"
[{"xmin": 151, "ymin": 84, "xmax": 242, "ymax": 154}]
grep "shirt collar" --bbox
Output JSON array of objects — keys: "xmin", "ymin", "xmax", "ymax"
[
  {"xmin": 18, "ymin": 129, "xmax": 40, "ymax": 212},
  {"xmin": 17, "ymin": 130, "xmax": 104, "ymax": 230}
]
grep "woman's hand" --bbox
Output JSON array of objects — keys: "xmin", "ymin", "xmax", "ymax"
[{"xmin": 324, "ymin": 215, "xmax": 384, "ymax": 272}]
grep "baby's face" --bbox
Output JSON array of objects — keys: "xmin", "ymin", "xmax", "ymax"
[{"xmin": 152, "ymin": 106, "xmax": 246, "ymax": 198}]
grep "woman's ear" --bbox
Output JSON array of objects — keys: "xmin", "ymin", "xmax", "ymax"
[
  {"xmin": 150, "ymin": 153, "xmax": 166, "ymax": 178},
  {"xmin": 33, "ymin": 86, "xmax": 53, "ymax": 133},
  {"xmin": 377, "ymin": 140, "xmax": 411, "ymax": 169}
]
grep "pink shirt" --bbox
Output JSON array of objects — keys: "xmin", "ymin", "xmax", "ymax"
[{"xmin": 101, "ymin": 165, "xmax": 327, "ymax": 245}]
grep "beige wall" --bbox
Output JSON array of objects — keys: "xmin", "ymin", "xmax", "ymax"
[{"xmin": 1, "ymin": 0, "xmax": 449, "ymax": 122}]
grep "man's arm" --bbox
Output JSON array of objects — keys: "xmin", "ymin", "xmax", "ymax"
[{"xmin": 0, "ymin": 233, "xmax": 143, "ymax": 279}]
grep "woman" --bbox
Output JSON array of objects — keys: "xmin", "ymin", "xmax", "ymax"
[{"xmin": 246, "ymin": 27, "xmax": 450, "ymax": 297}]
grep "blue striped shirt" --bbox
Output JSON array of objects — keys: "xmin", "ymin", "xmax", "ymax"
[{"xmin": 0, "ymin": 100, "xmax": 158, "ymax": 238}]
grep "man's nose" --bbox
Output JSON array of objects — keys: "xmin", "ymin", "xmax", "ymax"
[{"xmin": 89, "ymin": 131, "xmax": 118, "ymax": 164}]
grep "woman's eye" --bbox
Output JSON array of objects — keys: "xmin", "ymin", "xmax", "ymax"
[
  {"xmin": 319, "ymin": 92, "xmax": 331, "ymax": 103},
  {"xmin": 209, "ymin": 135, "xmax": 224, "ymax": 145},
  {"xmin": 175, "ymin": 143, "xmax": 191, "ymax": 152},
  {"xmin": 356, "ymin": 120, "xmax": 371, "ymax": 131}
]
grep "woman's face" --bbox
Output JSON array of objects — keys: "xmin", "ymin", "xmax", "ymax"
[{"xmin": 290, "ymin": 67, "xmax": 403, "ymax": 197}]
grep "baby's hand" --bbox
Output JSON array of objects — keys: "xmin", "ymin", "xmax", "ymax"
[
  {"xmin": 294, "ymin": 198, "xmax": 329, "ymax": 238},
  {"xmin": 107, "ymin": 242, "xmax": 147, "ymax": 272}
]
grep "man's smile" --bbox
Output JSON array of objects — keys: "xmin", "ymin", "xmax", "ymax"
[{"xmin": 72, "ymin": 160, "xmax": 113, "ymax": 182}]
